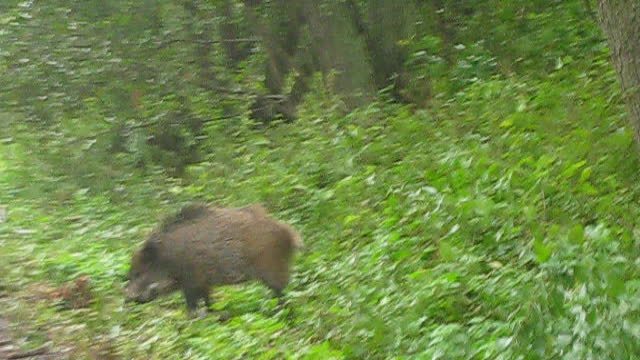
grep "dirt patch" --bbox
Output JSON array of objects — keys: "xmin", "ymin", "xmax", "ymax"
[
  {"xmin": 0, "ymin": 317, "xmax": 69, "ymax": 359},
  {"xmin": 0, "ymin": 275, "xmax": 121, "ymax": 360},
  {"xmin": 0, "ymin": 275, "xmax": 96, "ymax": 359},
  {"xmin": 25, "ymin": 276, "xmax": 94, "ymax": 310}
]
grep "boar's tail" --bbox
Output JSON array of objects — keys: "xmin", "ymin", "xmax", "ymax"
[{"xmin": 283, "ymin": 223, "xmax": 304, "ymax": 250}]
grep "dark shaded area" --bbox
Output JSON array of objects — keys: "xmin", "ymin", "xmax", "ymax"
[{"xmin": 0, "ymin": 0, "xmax": 603, "ymax": 176}]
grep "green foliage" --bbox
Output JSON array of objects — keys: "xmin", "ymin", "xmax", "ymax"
[
  {"xmin": 2, "ymin": 40, "xmax": 640, "ymax": 358},
  {"xmin": 0, "ymin": 0, "xmax": 603, "ymax": 177}
]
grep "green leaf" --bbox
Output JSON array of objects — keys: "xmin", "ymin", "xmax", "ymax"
[
  {"xmin": 533, "ymin": 239, "xmax": 552, "ymax": 263},
  {"xmin": 561, "ymin": 160, "xmax": 586, "ymax": 179},
  {"xmin": 568, "ymin": 224, "xmax": 584, "ymax": 244},
  {"xmin": 304, "ymin": 341, "xmax": 344, "ymax": 360},
  {"xmin": 579, "ymin": 183, "xmax": 598, "ymax": 195},
  {"xmin": 579, "ymin": 167, "xmax": 592, "ymax": 183},
  {"xmin": 606, "ymin": 273, "xmax": 625, "ymax": 298},
  {"xmin": 499, "ymin": 117, "xmax": 513, "ymax": 128},
  {"xmin": 438, "ymin": 239, "xmax": 456, "ymax": 262}
]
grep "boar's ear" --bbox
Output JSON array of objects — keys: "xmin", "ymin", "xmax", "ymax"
[{"xmin": 141, "ymin": 240, "xmax": 158, "ymax": 260}]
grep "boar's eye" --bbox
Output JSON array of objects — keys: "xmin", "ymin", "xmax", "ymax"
[{"xmin": 127, "ymin": 270, "xmax": 140, "ymax": 280}]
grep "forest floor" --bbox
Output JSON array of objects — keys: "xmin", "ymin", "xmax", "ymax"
[
  {"xmin": 0, "ymin": 314, "xmax": 69, "ymax": 360},
  {"xmin": 2, "ymin": 64, "xmax": 640, "ymax": 358}
]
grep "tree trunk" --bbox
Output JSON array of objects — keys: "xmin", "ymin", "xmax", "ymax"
[
  {"xmin": 245, "ymin": 0, "xmax": 310, "ymax": 123},
  {"xmin": 219, "ymin": 0, "xmax": 250, "ymax": 67},
  {"xmin": 346, "ymin": 0, "xmax": 414, "ymax": 103},
  {"xmin": 597, "ymin": 0, "xmax": 640, "ymax": 148},
  {"xmin": 183, "ymin": 1, "xmax": 217, "ymax": 89}
]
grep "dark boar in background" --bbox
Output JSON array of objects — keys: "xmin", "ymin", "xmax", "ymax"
[{"xmin": 124, "ymin": 203, "xmax": 303, "ymax": 313}]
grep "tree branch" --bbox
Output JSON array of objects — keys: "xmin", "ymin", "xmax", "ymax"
[
  {"xmin": 65, "ymin": 99, "xmax": 286, "ymax": 146},
  {"xmin": 156, "ymin": 37, "xmax": 260, "ymax": 50}
]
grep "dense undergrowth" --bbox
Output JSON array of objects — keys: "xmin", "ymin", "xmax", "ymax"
[{"xmin": 2, "ymin": 51, "xmax": 640, "ymax": 359}]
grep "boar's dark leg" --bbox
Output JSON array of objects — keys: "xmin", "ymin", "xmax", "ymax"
[
  {"xmin": 258, "ymin": 264, "xmax": 289, "ymax": 304},
  {"xmin": 182, "ymin": 286, "xmax": 212, "ymax": 313},
  {"xmin": 260, "ymin": 274, "xmax": 287, "ymax": 306},
  {"xmin": 182, "ymin": 287, "xmax": 202, "ymax": 312},
  {"xmin": 271, "ymin": 288, "xmax": 295, "ymax": 320},
  {"xmin": 272, "ymin": 289, "xmax": 285, "ymax": 305},
  {"xmin": 202, "ymin": 290, "xmax": 212, "ymax": 309}
]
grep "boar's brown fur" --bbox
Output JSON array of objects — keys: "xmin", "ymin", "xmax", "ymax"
[{"xmin": 125, "ymin": 202, "xmax": 303, "ymax": 313}]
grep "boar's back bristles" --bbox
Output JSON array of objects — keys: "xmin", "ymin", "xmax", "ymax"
[{"xmin": 157, "ymin": 202, "xmax": 211, "ymax": 234}]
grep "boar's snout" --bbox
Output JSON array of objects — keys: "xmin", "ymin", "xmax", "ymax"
[
  {"xmin": 124, "ymin": 277, "xmax": 177, "ymax": 304},
  {"xmin": 124, "ymin": 282, "xmax": 147, "ymax": 303},
  {"xmin": 125, "ymin": 281, "xmax": 157, "ymax": 303}
]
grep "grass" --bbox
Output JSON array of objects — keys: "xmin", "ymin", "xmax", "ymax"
[{"xmin": 1, "ymin": 53, "xmax": 640, "ymax": 359}]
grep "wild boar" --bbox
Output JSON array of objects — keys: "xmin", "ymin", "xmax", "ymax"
[{"xmin": 124, "ymin": 202, "xmax": 303, "ymax": 313}]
